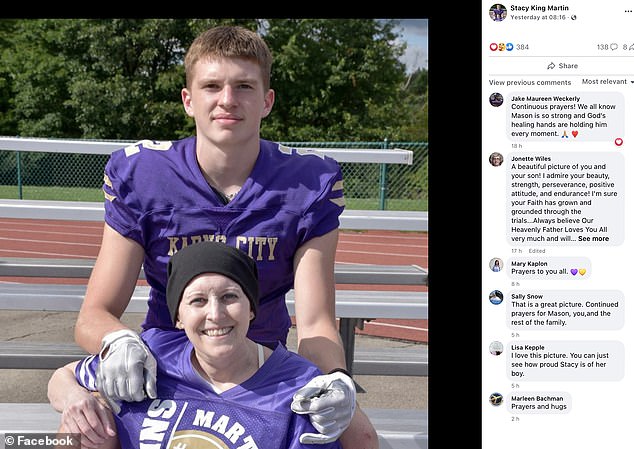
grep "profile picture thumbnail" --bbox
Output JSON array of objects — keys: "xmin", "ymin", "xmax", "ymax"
[
  {"xmin": 490, "ymin": 392, "xmax": 504, "ymax": 406},
  {"xmin": 489, "ymin": 4, "xmax": 507, "ymax": 21},
  {"xmin": 489, "ymin": 341, "xmax": 504, "ymax": 355},
  {"xmin": 490, "ymin": 258, "xmax": 503, "ymax": 272},
  {"xmin": 489, "ymin": 152, "xmax": 503, "ymax": 167},
  {"xmin": 489, "ymin": 92, "xmax": 504, "ymax": 107},
  {"xmin": 489, "ymin": 289, "xmax": 503, "ymax": 305}
]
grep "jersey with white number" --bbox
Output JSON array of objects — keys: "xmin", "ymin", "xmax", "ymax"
[
  {"xmin": 103, "ymin": 137, "xmax": 345, "ymax": 345},
  {"xmin": 75, "ymin": 328, "xmax": 342, "ymax": 449}
]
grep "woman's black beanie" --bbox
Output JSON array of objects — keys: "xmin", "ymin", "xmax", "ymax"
[{"xmin": 166, "ymin": 241, "xmax": 259, "ymax": 325}]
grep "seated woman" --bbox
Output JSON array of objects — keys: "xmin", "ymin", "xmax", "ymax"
[{"xmin": 48, "ymin": 241, "xmax": 344, "ymax": 449}]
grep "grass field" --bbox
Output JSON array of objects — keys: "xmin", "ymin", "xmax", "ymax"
[
  {"xmin": 0, "ymin": 185, "xmax": 103, "ymax": 202},
  {"xmin": 0, "ymin": 185, "xmax": 428, "ymax": 211}
]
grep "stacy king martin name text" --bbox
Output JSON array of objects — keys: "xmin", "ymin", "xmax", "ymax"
[{"xmin": 510, "ymin": 4, "xmax": 569, "ymax": 12}]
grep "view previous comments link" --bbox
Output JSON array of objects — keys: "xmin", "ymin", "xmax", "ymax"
[{"xmin": 507, "ymin": 151, "xmax": 624, "ymax": 245}]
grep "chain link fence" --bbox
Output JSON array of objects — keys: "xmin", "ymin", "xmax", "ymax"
[{"xmin": 0, "ymin": 140, "xmax": 427, "ymax": 211}]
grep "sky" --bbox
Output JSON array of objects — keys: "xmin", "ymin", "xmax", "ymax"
[{"xmin": 393, "ymin": 18, "xmax": 428, "ymax": 73}]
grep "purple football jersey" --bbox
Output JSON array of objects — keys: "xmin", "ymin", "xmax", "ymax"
[
  {"xmin": 102, "ymin": 137, "xmax": 345, "ymax": 345},
  {"xmin": 75, "ymin": 328, "xmax": 342, "ymax": 449}
]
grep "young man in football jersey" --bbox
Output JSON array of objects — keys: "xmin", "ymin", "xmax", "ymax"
[
  {"xmin": 69, "ymin": 25, "xmax": 378, "ymax": 448},
  {"xmin": 49, "ymin": 241, "xmax": 343, "ymax": 449}
]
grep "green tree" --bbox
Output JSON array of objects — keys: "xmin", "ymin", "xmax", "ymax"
[
  {"xmin": 0, "ymin": 19, "xmax": 18, "ymax": 136},
  {"xmin": 399, "ymin": 68, "xmax": 428, "ymax": 142},
  {"xmin": 2, "ymin": 20, "xmax": 76, "ymax": 137},
  {"xmin": 2, "ymin": 19, "xmax": 256, "ymax": 139},
  {"xmin": 2, "ymin": 18, "xmax": 424, "ymax": 142},
  {"xmin": 262, "ymin": 18, "xmax": 407, "ymax": 141}
]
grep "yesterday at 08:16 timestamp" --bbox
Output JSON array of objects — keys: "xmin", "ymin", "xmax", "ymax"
[{"xmin": 508, "ymin": 4, "xmax": 574, "ymax": 21}]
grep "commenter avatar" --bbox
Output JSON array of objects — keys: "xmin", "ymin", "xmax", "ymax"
[
  {"xmin": 490, "ymin": 258, "xmax": 503, "ymax": 272},
  {"xmin": 489, "ymin": 289, "xmax": 503, "ymax": 305},
  {"xmin": 489, "ymin": 152, "xmax": 504, "ymax": 167},
  {"xmin": 489, "ymin": 92, "xmax": 504, "ymax": 107},
  {"xmin": 489, "ymin": 341, "xmax": 504, "ymax": 355},
  {"xmin": 490, "ymin": 392, "xmax": 504, "ymax": 406}
]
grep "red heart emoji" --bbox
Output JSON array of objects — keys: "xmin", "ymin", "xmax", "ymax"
[{"xmin": 572, "ymin": 131, "xmax": 578, "ymax": 137}]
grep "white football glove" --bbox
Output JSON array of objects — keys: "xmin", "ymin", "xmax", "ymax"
[
  {"xmin": 96, "ymin": 329, "xmax": 157, "ymax": 414},
  {"xmin": 290, "ymin": 370, "xmax": 356, "ymax": 444}
]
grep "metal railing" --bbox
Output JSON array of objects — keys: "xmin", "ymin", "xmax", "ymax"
[{"xmin": 0, "ymin": 138, "xmax": 427, "ymax": 211}]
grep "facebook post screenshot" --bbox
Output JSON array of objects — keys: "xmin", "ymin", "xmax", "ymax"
[{"xmin": 482, "ymin": 2, "xmax": 633, "ymax": 447}]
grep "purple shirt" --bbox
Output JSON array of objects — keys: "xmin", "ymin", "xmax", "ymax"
[
  {"xmin": 103, "ymin": 137, "xmax": 345, "ymax": 344},
  {"xmin": 76, "ymin": 328, "xmax": 342, "ymax": 449}
]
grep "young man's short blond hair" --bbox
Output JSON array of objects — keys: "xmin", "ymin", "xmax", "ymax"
[{"xmin": 184, "ymin": 25, "xmax": 272, "ymax": 90}]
